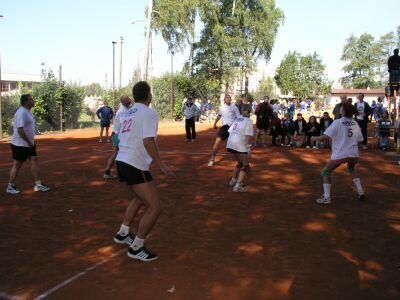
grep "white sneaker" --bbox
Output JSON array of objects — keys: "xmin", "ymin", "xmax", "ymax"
[
  {"xmin": 233, "ymin": 184, "xmax": 246, "ymax": 193},
  {"xmin": 99, "ymin": 138, "xmax": 103, "ymax": 143},
  {"xmin": 306, "ymin": 146, "xmax": 310, "ymax": 149},
  {"xmin": 34, "ymin": 184, "xmax": 50, "ymax": 192},
  {"xmin": 229, "ymin": 178, "xmax": 238, "ymax": 187},
  {"xmin": 208, "ymin": 160, "xmax": 214, "ymax": 167},
  {"xmin": 316, "ymin": 195, "xmax": 331, "ymax": 204},
  {"xmin": 6, "ymin": 185, "xmax": 20, "ymax": 195},
  {"xmin": 103, "ymin": 173, "xmax": 117, "ymax": 179}
]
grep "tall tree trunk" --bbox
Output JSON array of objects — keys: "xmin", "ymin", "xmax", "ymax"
[{"xmin": 189, "ymin": 13, "xmax": 196, "ymax": 76}]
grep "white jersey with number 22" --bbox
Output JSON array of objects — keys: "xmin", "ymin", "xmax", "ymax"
[{"xmin": 323, "ymin": 117, "xmax": 363, "ymax": 161}]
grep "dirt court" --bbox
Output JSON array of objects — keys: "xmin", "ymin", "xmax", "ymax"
[{"xmin": 0, "ymin": 122, "xmax": 399, "ymax": 300}]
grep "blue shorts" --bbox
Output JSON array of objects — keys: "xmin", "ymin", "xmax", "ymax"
[{"xmin": 101, "ymin": 120, "xmax": 111, "ymax": 127}]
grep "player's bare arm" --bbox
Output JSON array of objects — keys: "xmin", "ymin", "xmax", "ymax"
[
  {"xmin": 143, "ymin": 137, "xmax": 173, "ymax": 177},
  {"xmin": 311, "ymin": 134, "xmax": 330, "ymax": 143},
  {"xmin": 17, "ymin": 127, "xmax": 33, "ymax": 148},
  {"xmin": 213, "ymin": 115, "xmax": 221, "ymax": 129}
]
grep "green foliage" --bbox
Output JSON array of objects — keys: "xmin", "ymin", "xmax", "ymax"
[
  {"xmin": 340, "ymin": 33, "xmax": 381, "ymax": 89},
  {"xmin": 275, "ymin": 51, "xmax": 331, "ymax": 99},
  {"xmin": 151, "ymin": 72, "xmax": 219, "ymax": 119},
  {"xmin": 1, "ymin": 94, "xmax": 20, "ymax": 136},
  {"xmin": 31, "ymin": 68, "xmax": 85, "ymax": 131},
  {"xmin": 256, "ymin": 76, "xmax": 277, "ymax": 100},
  {"xmin": 83, "ymin": 83, "xmax": 103, "ymax": 96}
]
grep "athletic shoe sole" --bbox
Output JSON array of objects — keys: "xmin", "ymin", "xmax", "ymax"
[
  {"xmin": 6, "ymin": 189, "xmax": 20, "ymax": 195},
  {"xmin": 127, "ymin": 251, "xmax": 158, "ymax": 262},
  {"xmin": 34, "ymin": 186, "xmax": 50, "ymax": 192}
]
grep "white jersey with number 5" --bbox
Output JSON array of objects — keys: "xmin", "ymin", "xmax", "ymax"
[
  {"xmin": 323, "ymin": 117, "xmax": 363, "ymax": 160},
  {"xmin": 226, "ymin": 117, "xmax": 254, "ymax": 152},
  {"xmin": 116, "ymin": 103, "xmax": 158, "ymax": 171}
]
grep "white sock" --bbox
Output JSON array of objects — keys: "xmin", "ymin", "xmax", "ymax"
[
  {"xmin": 131, "ymin": 236, "xmax": 144, "ymax": 250},
  {"xmin": 117, "ymin": 224, "xmax": 130, "ymax": 236},
  {"xmin": 353, "ymin": 178, "xmax": 364, "ymax": 194},
  {"xmin": 35, "ymin": 180, "xmax": 42, "ymax": 185},
  {"xmin": 323, "ymin": 184, "xmax": 331, "ymax": 199}
]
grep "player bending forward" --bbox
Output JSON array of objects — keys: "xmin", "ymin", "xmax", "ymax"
[
  {"xmin": 113, "ymin": 81, "xmax": 173, "ymax": 262},
  {"xmin": 208, "ymin": 95, "xmax": 240, "ymax": 167},
  {"xmin": 311, "ymin": 102, "xmax": 365, "ymax": 204},
  {"xmin": 227, "ymin": 104, "xmax": 254, "ymax": 192}
]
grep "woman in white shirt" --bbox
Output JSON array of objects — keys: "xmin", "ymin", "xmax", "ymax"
[
  {"xmin": 226, "ymin": 104, "xmax": 254, "ymax": 192},
  {"xmin": 311, "ymin": 102, "xmax": 365, "ymax": 204}
]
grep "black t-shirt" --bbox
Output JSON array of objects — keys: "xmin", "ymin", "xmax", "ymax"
[{"xmin": 388, "ymin": 54, "xmax": 400, "ymax": 71}]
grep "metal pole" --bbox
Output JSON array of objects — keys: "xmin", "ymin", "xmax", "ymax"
[
  {"xmin": 119, "ymin": 37, "xmax": 123, "ymax": 89},
  {"xmin": 144, "ymin": 0, "xmax": 153, "ymax": 81},
  {"xmin": 170, "ymin": 51, "xmax": 174, "ymax": 116},
  {"xmin": 112, "ymin": 41, "xmax": 116, "ymax": 112},
  {"xmin": 59, "ymin": 65, "xmax": 63, "ymax": 132}
]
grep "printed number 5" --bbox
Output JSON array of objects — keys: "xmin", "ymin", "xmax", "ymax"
[
  {"xmin": 348, "ymin": 128, "xmax": 353, "ymax": 137},
  {"xmin": 121, "ymin": 119, "xmax": 132, "ymax": 133}
]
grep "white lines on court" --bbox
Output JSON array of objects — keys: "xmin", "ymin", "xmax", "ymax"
[
  {"xmin": 0, "ymin": 292, "xmax": 25, "ymax": 300},
  {"xmin": 31, "ymin": 249, "xmax": 126, "ymax": 300}
]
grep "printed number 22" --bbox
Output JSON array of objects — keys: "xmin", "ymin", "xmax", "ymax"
[
  {"xmin": 121, "ymin": 119, "xmax": 132, "ymax": 133},
  {"xmin": 347, "ymin": 128, "xmax": 353, "ymax": 137}
]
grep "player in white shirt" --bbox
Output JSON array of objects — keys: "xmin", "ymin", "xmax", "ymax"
[
  {"xmin": 311, "ymin": 102, "xmax": 365, "ymax": 204},
  {"xmin": 103, "ymin": 95, "xmax": 132, "ymax": 179},
  {"xmin": 227, "ymin": 104, "xmax": 254, "ymax": 192},
  {"xmin": 208, "ymin": 95, "xmax": 240, "ymax": 167},
  {"xmin": 113, "ymin": 81, "xmax": 173, "ymax": 262},
  {"xmin": 6, "ymin": 94, "xmax": 50, "ymax": 194}
]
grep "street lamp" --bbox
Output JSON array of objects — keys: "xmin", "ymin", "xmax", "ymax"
[
  {"xmin": 112, "ymin": 41, "xmax": 117, "ymax": 112},
  {"xmin": 130, "ymin": 4, "xmax": 160, "ymax": 81}
]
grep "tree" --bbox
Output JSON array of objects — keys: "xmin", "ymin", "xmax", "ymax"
[
  {"xmin": 275, "ymin": 51, "xmax": 331, "ymax": 99},
  {"xmin": 152, "ymin": 0, "xmax": 199, "ymax": 74},
  {"xmin": 83, "ymin": 83, "xmax": 103, "ymax": 97},
  {"xmin": 194, "ymin": 0, "xmax": 283, "ymax": 96},
  {"xmin": 340, "ymin": 33, "xmax": 381, "ymax": 89},
  {"xmin": 377, "ymin": 32, "xmax": 396, "ymax": 84},
  {"xmin": 256, "ymin": 76, "xmax": 277, "ymax": 99}
]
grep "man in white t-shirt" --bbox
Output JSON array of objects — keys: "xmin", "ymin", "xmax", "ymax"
[
  {"xmin": 226, "ymin": 104, "xmax": 254, "ymax": 192},
  {"xmin": 6, "ymin": 94, "xmax": 50, "ymax": 195},
  {"xmin": 103, "ymin": 95, "xmax": 132, "ymax": 179},
  {"xmin": 208, "ymin": 95, "xmax": 240, "ymax": 167},
  {"xmin": 113, "ymin": 81, "xmax": 173, "ymax": 262},
  {"xmin": 311, "ymin": 102, "xmax": 365, "ymax": 204}
]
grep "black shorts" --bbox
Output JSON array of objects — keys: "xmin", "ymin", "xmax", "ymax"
[
  {"xmin": 256, "ymin": 117, "xmax": 269, "ymax": 130},
  {"xmin": 11, "ymin": 144, "xmax": 37, "ymax": 162},
  {"xmin": 116, "ymin": 161, "xmax": 153, "ymax": 185},
  {"xmin": 218, "ymin": 125, "xmax": 230, "ymax": 141},
  {"xmin": 227, "ymin": 148, "xmax": 248, "ymax": 154}
]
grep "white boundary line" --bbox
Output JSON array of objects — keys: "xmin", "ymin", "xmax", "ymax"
[
  {"xmin": 31, "ymin": 249, "xmax": 126, "ymax": 300},
  {"xmin": 0, "ymin": 292, "xmax": 25, "ymax": 300}
]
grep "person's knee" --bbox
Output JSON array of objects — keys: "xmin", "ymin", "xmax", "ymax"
[
  {"xmin": 241, "ymin": 164, "xmax": 251, "ymax": 174},
  {"xmin": 321, "ymin": 168, "xmax": 331, "ymax": 177}
]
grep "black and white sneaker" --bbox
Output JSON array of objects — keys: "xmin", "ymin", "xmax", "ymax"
[
  {"xmin": 34, "ymin": 184, "xmax": 50, "ymax": 192},
  {"xmin": 127, "ymin": 246, "xmax": 158, "ymax": 262},
  {"xmin": 114, "ymin": 233, "xmax": 135, "ymax": 246},
  {"xmin": 6, "ymin": 185, "xmax": 20, "ymax": 194}
]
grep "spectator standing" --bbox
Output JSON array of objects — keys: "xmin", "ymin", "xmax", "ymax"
[
  {"xmin": 270, "ymin": 112, "xmax": 282, "ymax": 146},
  {"xmin": 332, "ymin": 95, "xmax": 347, "ymax": 120},
  {"xmin": 377, "ymin": 111, "xmax": 391, "ymax": 151},
  {"xmin": 182, "ymin": 97, "xmax": 199, "ymax": 142},
  {"xmin": 96, "ymin": 101, "xmax": 114, "ymax": 143},
  {"xmin": 354, "ymin": 93, "xmax": 372, "ymax": 149}
]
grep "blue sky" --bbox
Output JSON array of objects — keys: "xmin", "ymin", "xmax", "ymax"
[{"xmin": 0, "ymin": 0, "xmax": 399, "ymax": 86}]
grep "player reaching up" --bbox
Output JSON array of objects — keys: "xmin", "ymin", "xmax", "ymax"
[
  {"xmin": 311, "ymin": 102, "xmax": 365, "ymax": 204},
  {"xmin": 208, "ymin": 94, "xmax": 240, "ymax": 167},
  {"xmin": 227, "ymin": 104, "xmax": 254, "ymax": 192},
  {"xmin": 113, "ymin": 81, "xmax": 173, "ymax": 262}
]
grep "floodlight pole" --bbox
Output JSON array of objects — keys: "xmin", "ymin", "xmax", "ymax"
[{"xmin": 112, "ymin": 41, "xmax": 117, "ymax": 112}]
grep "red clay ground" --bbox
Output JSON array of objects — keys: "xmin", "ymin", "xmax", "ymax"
[{"xmin": 0, "ymin": 122, "xmax": 399, "ymax": 300}]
